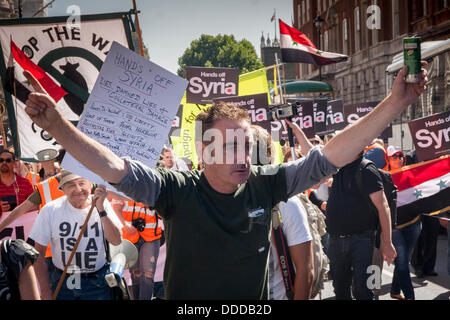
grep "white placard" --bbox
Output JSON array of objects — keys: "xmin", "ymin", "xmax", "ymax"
[{"xmin": 61, "ymin": 41, "xmax": 188, "ymax": 189}]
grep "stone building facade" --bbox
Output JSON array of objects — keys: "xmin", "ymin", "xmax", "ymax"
[{"xmin": 293, "ymin": 0, "xmax": 449, "ymax": 148}]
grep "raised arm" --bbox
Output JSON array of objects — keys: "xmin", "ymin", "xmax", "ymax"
[
  {"xmin": 322, "ymin": 64, "xmax": 428, "ymax": 168},
  {"xmin": 0, "ymin": 199, "xmax": 38, "ymax": 233},
  {"xmin": 23, "ymin": 71, "xmax": 127, "ymax": 184}
]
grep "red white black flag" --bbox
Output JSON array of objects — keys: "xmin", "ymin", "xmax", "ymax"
[
  {"xmin": 279, "ymin": 19, "xmax": 348, "ymax": 65},
  {"xmin": 392, "ymin": 155, "xmax": 450, "ymax": 227}
]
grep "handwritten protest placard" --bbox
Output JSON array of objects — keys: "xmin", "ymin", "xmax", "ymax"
[{"xmin": 61, "ymin": 41, "xmax": 188, "ymax": 187}]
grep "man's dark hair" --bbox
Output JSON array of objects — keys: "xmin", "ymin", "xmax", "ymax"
[{"xmin": 195, "ymin": 102, "xmax": 251, "ymax": 142}]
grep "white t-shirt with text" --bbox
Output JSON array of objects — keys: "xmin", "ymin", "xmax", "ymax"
[{"xmin": 29, "ymin": 195, "xmax": 121, "ymax": 273}]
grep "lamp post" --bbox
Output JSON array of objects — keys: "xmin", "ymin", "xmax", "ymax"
[{"xmin": 313, "ymin": 15, "xmax": 325, "ymax": 81}]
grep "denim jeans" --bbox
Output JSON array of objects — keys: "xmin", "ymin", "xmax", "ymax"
[
  {"xmin": 447, "ymin": 222, "xmax": 450, "ymax": 276},
  {"xmin": 50, "ymin": 264, "xmax": 113, "ymax": 300},
  {"xmin": 129, "ymin": 237, "xmax": 160, "ymax": 300},
  {"xmin": 390, "ymin": 219, "xmax": 422, "ymax": 299},
  {"xmin": 328, "ymin": 229, "xmax": 375, "ymax": 300}
]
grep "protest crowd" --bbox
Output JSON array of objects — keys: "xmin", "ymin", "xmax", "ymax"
[
  {"xmin": 0, "ymin": 5, "xmax": 448, "ymax": 302},
  {"xmin": 0, "ymin": 56, "xmax": 448, "ymax": 301}
]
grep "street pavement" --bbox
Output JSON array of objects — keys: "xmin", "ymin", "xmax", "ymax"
[{"xmin": 314, "ymin": 233, "xmax": 450, "ymax": 300}]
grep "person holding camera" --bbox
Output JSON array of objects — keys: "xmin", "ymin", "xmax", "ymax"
[
  {"xmin": 22, "ymin": 63, "xmax": 427, "ymax": 299},
  {"xmin": 111, "ymin": 199, "xmax": 162, "ymax": 300}
]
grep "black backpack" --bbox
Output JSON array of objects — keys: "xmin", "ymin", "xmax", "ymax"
[{"xmin": 354, "ymin": 159, "xmax": 398, "ymax": 247}]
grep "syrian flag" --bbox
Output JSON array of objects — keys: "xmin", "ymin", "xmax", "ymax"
[
  {"xmin": 279, "ymin": 19, "xmax": 348, "ymax": 65},
  {"xmin": 270, "ymin": 10, "xmax": 276, "ymax": 22},
  {"xmin": 392, "ymin": 155, "xmax": 450, "ymax": 227},
  {"xmin": 4, "ymin": 40, "xmax": 66, "ymax": 104}
]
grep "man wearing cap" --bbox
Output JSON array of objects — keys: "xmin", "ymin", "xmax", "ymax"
[
  {"xmin": 386, "ymin": 146, "xmax": 406, "ymax": 171},
  {"xmin": 29, "ymin": 171, "xmax": 122, "ymax": 300}
]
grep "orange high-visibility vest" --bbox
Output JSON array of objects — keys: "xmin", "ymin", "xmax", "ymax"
[
  {"xmin": 36, "ymin": 176, "xmax": 65, "ymax": 210},
  {"xmin": 35, "ymin": 176, "xmax": 65, "ymax": 258},
  {"xmin": 121, "ymin": 201, "xmax": 162, "ymax": 243},
  {"xmin": 26, "ymin": 172, "xmax": 40, "ymax": 187}
]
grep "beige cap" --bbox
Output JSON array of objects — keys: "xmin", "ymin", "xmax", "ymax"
[{"xmin": 58, "ymin": 170, "xmax": 82, "ymax": 190}]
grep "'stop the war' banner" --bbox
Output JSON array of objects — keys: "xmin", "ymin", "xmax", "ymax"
[
  {"xmin": 186, "ymin": 66, "xmax": 239, "ymax": 104},
  {"xmin": 0, "ymin": 13, "xmax": 135, "ymax": 160},
  {"xmin": 408, "ymin": 110, "xmax": 450, "ymax": 162}
]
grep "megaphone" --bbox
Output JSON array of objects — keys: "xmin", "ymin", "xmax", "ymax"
[
  {"xmin": 34, "ymin": 149, "xmax": 59, "ymax": 162},
  {"xmin": 105, "ymin": 239, "xmax": 138, "ymax": 288}
]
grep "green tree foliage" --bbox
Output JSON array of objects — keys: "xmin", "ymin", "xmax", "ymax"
[{"xmin": 177, "ymin": 34, "xmax": 264, "ymax": 77}]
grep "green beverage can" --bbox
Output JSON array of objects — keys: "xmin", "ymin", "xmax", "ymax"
[{"xmin": 403, "ymin": 37, "xmax": 421, "ymax": 83}]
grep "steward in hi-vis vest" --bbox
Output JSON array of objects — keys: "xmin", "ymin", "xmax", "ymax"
[{"xmin": 121, "ymin": 201, "xmax": 162, "ymax": 243}]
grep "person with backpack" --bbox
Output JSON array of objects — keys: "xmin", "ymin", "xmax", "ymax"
[
  {"xmin": 252, "ymin": 125, "xmax": 314, "ymax": 300},
  {"xmin": 386, "ymin": 146, "xmax": 422, "ymax": 300},
  {"xmin": 326, "ymin": 151, "xmax": 396, "ymax": 300},
  {"xmin": 363, "ymin": 141, "xmax": 397, "ymax": 299}
]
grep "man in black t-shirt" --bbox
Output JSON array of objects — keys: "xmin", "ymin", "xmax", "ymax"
[{"xmin": 326, "ymin": 155, "xmax": 396, "ymax": 300}]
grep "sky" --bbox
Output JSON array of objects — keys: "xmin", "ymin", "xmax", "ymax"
[{"xmin": 47, "ymin": 0, "xmax": 294, "ymax": 75}]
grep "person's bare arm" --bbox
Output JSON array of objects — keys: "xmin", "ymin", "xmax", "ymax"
[
  {"xmin": 23, "ymin": 71, "xmax": 128, "ymax": 184},
  {"xmin": 369, "ymin": 190, "xmax": 397, "ymax": 265},
  {"xmin": 322, "ymin": 64, "xmax": 428, "ymax": 168},
  {"xmin": 285, "ymin": 119, "xmax": 314, "ymax": 155},
  {"xmin": 18, "ymin": 261, "xmax": 40, "ymax": 300},
  {"xmin": 290, "ymin": 241, "xmax": 314, "ymax": 300},
  {"xmin": 33, "ymin": 243, "xmax": 53, "ymax": 300},
  {"xmin": 0, "ymin": 200, "xmax": 38, "ymax": 233},
  {"xmin": 94, "ymin": 185, "xmax": 122, "ymax": 245}
]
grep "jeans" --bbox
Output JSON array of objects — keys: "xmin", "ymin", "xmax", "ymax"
[
  {"xmin": 153, "ymin": 281, "xmax": 165, "ymax": 299},
  {"xmin": 50, "ymin": 264, "xmax": 113, "ymax": 300},
  {"xmin": 328, "ymin": 229, "xmax": 375, "ymax": 300},
  {"xmin": 447, "ymin": 221, "xmax": 450, "ymax": 276},
  {"xmin": 390, "ymin": 219, "xmax": 422, "ymax": 299},
  {"xmin": 129, "ymin": 237, "xmax": 160, "ymax": 300},
  {"xmin": 412, "ymin": 215, "xmax": 440, "ymax": 274}
]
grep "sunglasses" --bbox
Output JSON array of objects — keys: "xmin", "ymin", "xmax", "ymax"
[
  {"xmin": 310, "ymin": 140, "xmax": 321, "ymax": 145},
  {"xmin": 391, "ymin": 154, "xmax": 404, "ymax": 159},
  {"xmin": 0, "ymin": 158, "xmax": 13, "ymax": 163}
]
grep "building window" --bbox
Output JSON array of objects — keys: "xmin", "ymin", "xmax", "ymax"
[
  {"xmin": 323, "ymin": 0, "xmax": 327, "ymax": 12},
  {"xmin": 306, "ymin": 0, "xmax": 310, "ymax": 22},
  {"xmin": 423, "ymin": 0, "xmax": 427, "ymax": 16},
  {"xmin": 355, "ymin": 7, "xmax": 360, "ymax": 31},
  {"xmin": 392, "ymin": 0, "xmax": 399, "ymax": 38},
  {"xmin": 370, "ymin": 0, "xmax": 379, "ymax": 46},
  {"xmin": 324, "ymin": 30, "xmax": 328, "ymax": 51},
  {"xmin": 302, "ymin": 1, "xmax": 306, "ymax": 25},
  {"xmin": 343, "ymin": 18, "xmax": 348, "ymax": 55},
  {"xmin": 355, "ymin": 7, "xmax": 360, "ymax": 51},
  {"xmin": 318, "ymin": 0, "xmax": 321, "ymax": 13},
  {"xmin": 298, "ymin": 4, "xmax": 301, "ymax": 26}
]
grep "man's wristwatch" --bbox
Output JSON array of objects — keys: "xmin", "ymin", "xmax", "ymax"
[{"xmin": 98, "ymin": 209, "xmax": 108, "ymax": 218}]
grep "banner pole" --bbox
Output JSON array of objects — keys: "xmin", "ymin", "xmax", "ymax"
[
  {"xmin": 274, "ymin": 53, "xmax": 284, "ymax": 104},
  {"xmin": 132, "ymin": 0, "xmax": 145, "ymax": 57},
  {"xmin": 0, "ymin": 101, "xmax": 7, "ymax": 149},
  {"xmin": 53, "ymin": 200, "xmax": 97, "ymax": 300}
]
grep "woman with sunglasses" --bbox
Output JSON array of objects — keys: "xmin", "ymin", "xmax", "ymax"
[{"xmin": 386, "ymin": 146, "xmax": 422, "ymax": 300}]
